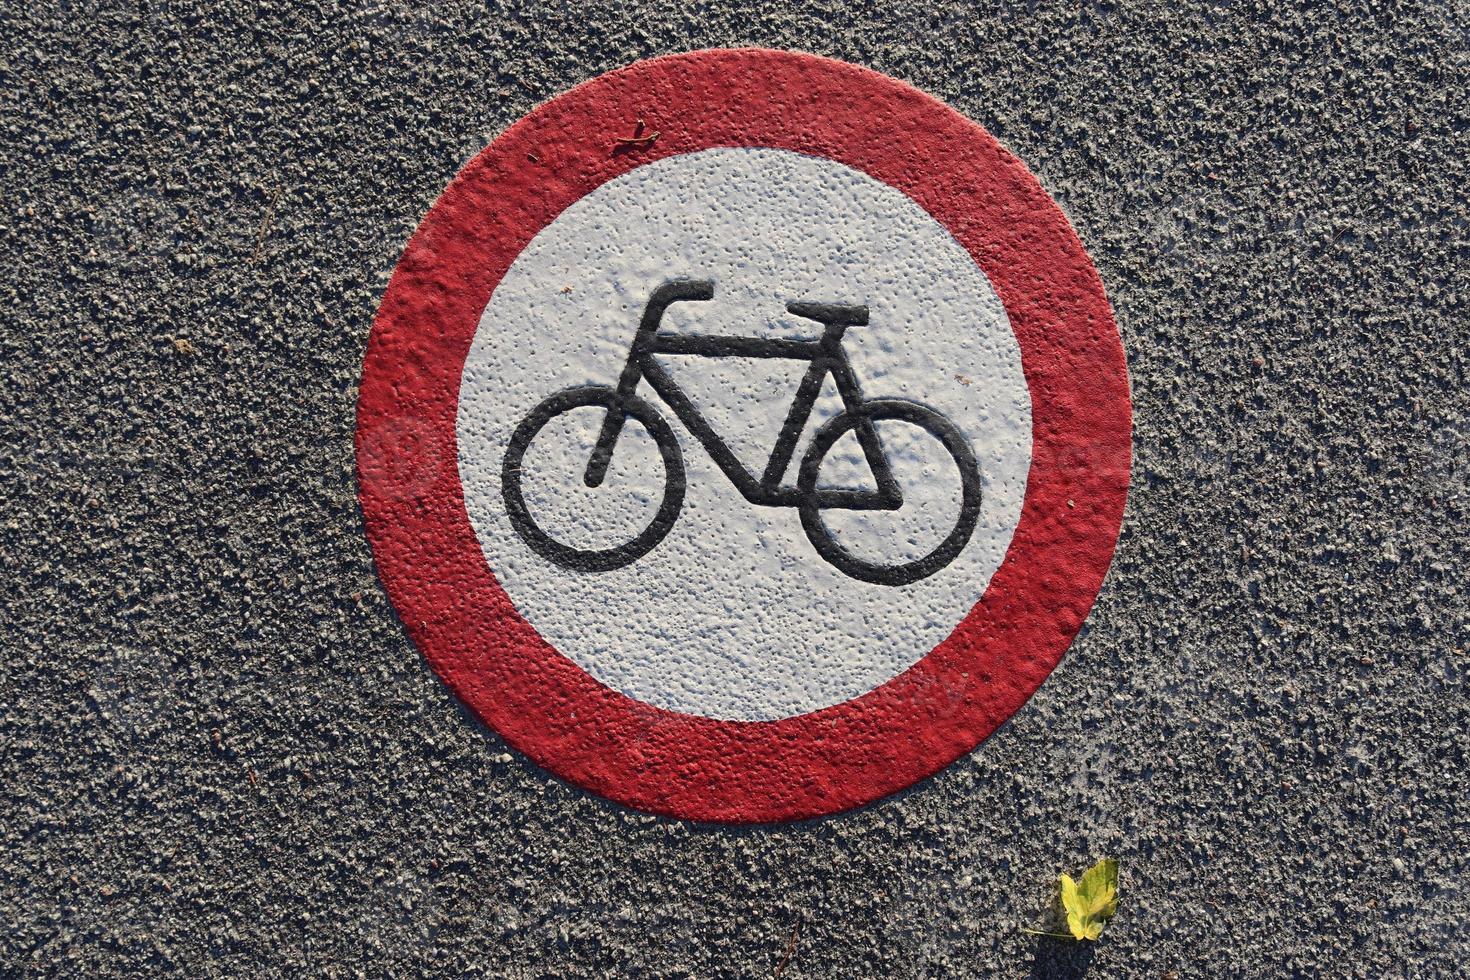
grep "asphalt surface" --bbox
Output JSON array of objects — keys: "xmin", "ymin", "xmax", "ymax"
[{"xmin": 2, "ymin": 1, "xmax": 1467, "ymax": 976}]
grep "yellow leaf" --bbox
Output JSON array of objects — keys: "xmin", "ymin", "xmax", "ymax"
[{"xmin": 1059, "ymin": 859, "xmax": 1119, "ymax": 942}]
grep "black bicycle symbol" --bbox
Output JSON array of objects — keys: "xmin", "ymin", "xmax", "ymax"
[{"xmin": 501, "ymin": 280, "xmax": 981, "ymax": 586}]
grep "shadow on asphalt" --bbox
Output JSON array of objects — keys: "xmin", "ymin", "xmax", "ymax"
[{"xmin": 1028, "ymin": 938, "xmax": 1096, "ymax": 979}]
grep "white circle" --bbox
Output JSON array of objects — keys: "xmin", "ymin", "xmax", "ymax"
[{"xmin": 458, "ymin": 148, "xmax": 1031, "ymax": 722}]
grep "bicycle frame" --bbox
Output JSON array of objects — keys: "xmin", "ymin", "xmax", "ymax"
[{"xmin": 584, "ymin": 280, "xmax": 903, "ymax": 511}]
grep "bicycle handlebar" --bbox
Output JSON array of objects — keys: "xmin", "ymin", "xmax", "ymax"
[{"xmin": 786, "ymin": 300, "xmax": 869, "ymax": 326}]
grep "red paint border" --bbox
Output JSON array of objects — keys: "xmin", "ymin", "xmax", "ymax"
[{"xmin": 356, "ymin": 49, "xmax": 1131, "ymax": 823}]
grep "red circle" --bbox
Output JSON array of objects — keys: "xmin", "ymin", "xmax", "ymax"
[{"xmin": 356, "ymin": 49, "xmax": 1131, "ymax": 823}]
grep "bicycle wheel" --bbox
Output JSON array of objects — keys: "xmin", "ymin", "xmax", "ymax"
[
  {"xmin": 501, "ymin": 385, "xmax": 685, "ymax": 571},
  {"xmin": 797, "ymin": 399, "xmax": 981, "ymax": 586}
]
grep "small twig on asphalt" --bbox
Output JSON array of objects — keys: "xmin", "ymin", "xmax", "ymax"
[
  {"xmin": 250, "ymin": 183, "xmax": 282, "ymax": 264},
  {"xmin": 772, "ymin": 918, "xmax": 800, "ymax": 979}
]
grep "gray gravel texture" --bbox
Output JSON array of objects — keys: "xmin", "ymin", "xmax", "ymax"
[{"xmin": 2, "ymin": 0, "xmax": 1467, "ymax": 976}]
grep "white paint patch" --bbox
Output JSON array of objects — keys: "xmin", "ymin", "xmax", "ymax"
[{"xmin": 458, "ymin": 148, "xmax": 1031, "ymax": 721}]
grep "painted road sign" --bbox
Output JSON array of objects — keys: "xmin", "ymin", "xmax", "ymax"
[{"xmin": 356, "ymin": 49, "xmax": 1131, "ymax": 823}]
